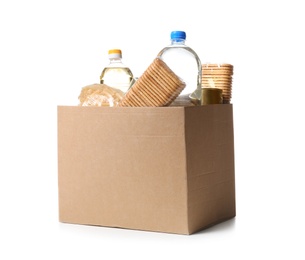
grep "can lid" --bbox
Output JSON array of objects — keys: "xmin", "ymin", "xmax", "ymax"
[
  {"xmin": 108, "ymin": 49, "xmax": 122, "ymax": 59},
  {"xmin": 170, "ymin": 31, "xmax": 186, "ymax": 40}
]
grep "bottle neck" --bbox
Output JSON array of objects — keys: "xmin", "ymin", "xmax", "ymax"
[
  {"xmin": 171, "ymin": 39, "xmax": 186, "ymax": 45},
  {"xmin": 109, "ymin": 58, "xmax": 123, "ymax": 64},
  {"xmin": 106, "ymin": 57, "xmax": 127, "ymax": 68}
]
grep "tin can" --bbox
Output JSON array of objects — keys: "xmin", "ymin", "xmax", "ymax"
[{"xmin": 201, "ymin": 87, "xmax": 223, "ymax": 105}]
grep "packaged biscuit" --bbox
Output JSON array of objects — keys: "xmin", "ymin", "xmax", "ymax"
[{"xmin": 118, "ymin": 58, "xmax": 186, "ymax": 107}]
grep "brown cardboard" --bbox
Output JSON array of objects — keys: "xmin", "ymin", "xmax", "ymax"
[{"xmin": 57, "ymin": 105, "xmax": 235, "ymax": 235}]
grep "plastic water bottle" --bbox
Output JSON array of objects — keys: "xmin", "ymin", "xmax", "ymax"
[
  {"xmin": 100, "ymin": 49, "xmax": 135, "ymax": 93},
  {"xmin": 157, "ymin": 31, "xmax": 202, "ymax": 98}
]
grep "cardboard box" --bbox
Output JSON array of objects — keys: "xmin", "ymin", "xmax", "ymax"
[{"xmin": 57, "ymin": 104, "xmax": 236, "ymax": 235}]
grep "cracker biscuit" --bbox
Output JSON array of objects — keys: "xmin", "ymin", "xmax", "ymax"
[
  {"xmin": 145, "ymin": 63, "xmax": 178, "ymax": 96},
  {"xmin": 119, "ymin": 58, "xmax": 186, "ymax": 107},
  {"xmin": 202, "ymin": 70, "xmax": 233, "ymax": 76},
  {"xmin": 131, "ymin": 74, "xmax": 162, "ymax": 106},
  {"xmin": 202, "ymin": 63, "xmax": 233, "ymax": 69},
  {"xmin": 143, "ymin": 73, "xmax": 168, "ymax": 101},
  {"xmin": 140, "ymin": 74, "xmax": 168, "ymax": 105},
  {"xmin": 148, "ymin": 71, "xmax": 181, "ymax": 99},
  {"xmin": 201, "ymin": 63, "xmax": 234, "ymax": 104}
]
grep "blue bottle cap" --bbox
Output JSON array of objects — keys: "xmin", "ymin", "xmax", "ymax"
[{"xmin": 170, "ymin": 31, "xmax": 186, "ymax": 40}]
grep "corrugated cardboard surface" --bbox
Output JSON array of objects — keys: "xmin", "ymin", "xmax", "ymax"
[
  {"xmin": 57, "ymin": 105, "xmax": 235, "ymax": 235},
  {"xmin": 184, "ymin": 105, "xmax": 235, "ymax": 234}
]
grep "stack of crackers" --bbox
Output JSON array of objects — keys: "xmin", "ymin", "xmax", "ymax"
[
  {"xmin": 201, "ymin": 63, "xmax": 234, "ymax": 104},
  {"xmin": 118, "ymin": 58, "xmax": 186, "ymax": 107}
]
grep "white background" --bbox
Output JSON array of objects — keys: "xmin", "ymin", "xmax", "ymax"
[{"xmin": 1, "ymin": 0, "xmax": 304, "ymax": 259}]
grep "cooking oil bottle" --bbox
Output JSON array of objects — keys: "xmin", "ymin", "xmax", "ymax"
[{"xmin": 100, "ymin": 49, "xmax": 134, "ymax": 93}]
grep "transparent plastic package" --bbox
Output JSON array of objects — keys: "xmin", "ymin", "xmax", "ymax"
[
  {"xmin": 190, "ymin": 63, "xmax": 234, "ymax": 105},
  {"xmin": 78, "ymin": 83, "xmax": 124, "ymax": 107},
  {"xmin": 118, "ymin": 58, "xmax": 186, "ymax": 107}
]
